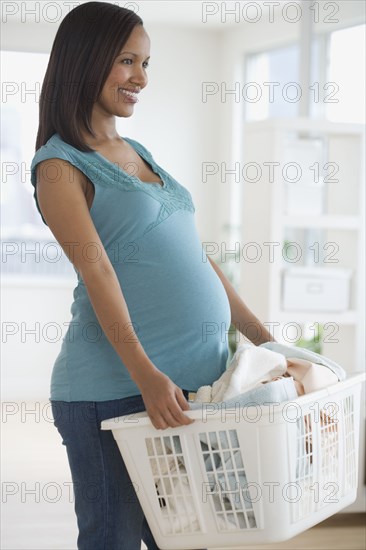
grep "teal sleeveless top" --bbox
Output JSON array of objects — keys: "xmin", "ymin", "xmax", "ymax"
[{"xmin": 30, "ymin": 133, "xmax": 231, "ymax": 401}]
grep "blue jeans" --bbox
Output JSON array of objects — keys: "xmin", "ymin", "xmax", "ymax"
[{"xmin": 51, "ymin": 391, "xmax": 190, "ymax": 550}]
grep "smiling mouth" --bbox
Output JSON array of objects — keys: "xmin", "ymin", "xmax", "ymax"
[{"xmin": 118, "ymin": 88, "xmax": 140, "ymax": 101}]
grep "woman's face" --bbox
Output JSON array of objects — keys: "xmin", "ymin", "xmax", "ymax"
[{"xmin": 96, "ymin": 24, "xmax": 150, "ymax": 117}]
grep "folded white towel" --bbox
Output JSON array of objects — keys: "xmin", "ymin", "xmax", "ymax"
[{"xmin": 194, "ymin": 343, "xmax": 288, "ymax": 403}]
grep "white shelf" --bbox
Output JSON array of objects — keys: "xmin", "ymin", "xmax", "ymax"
[
  {"xmin": 282, "ymin": 215, "xmax": 361, "ymax": 229},
  {"xmin": 244, "ymin": 117, "xmax": 364, "ymax": 135},
  {"xmin": 0, "ymin": 275, "xmax": 76, "ymax": 288},
  {"xmin": 241, "ymin": 117, "xmax": 365, "ymax": 512},
  {"xmin": 275, "ymin": 310, "xmax": 358, "ymax": 325},
  {"xmin": 241, "ymin": 117, "xmax": 365, "ymax": 340}
]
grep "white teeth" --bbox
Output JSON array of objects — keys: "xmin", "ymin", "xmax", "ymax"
[{"xmin": 120, "ymin": 89, "xmax": 137, "ymax": 98}]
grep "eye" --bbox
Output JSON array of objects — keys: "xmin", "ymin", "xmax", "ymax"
[{"xmin": 120, "ymin": 59, "xmax": 149, "ymax": 69}]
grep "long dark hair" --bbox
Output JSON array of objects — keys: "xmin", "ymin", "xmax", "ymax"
[{"xmin": 35, "ymin": 1, "xmax": 143, "ymax": 152}]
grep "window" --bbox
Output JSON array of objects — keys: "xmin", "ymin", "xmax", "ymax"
[
  {"xmin": 244, "ymin": 23, "xmax": 365, "ymax": 124},
  {"xmin": 1, "ymin": 50, "xmax": 49, "ymax": 231},
  {"xmin": 326, "ymin": 24, "xmax": 365, "ymax": 123},
  {"xmin": 1, "ymin": 50, "xmax": 75, "ymax": 279},
  {"xmin": 245, "ymin": 42, "xmax": 300, "ymax": 121}
]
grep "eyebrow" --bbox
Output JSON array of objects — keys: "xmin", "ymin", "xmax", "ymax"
[{"xmin": 118, "ymin": 51, "xmax": 150, "ymax": 59}]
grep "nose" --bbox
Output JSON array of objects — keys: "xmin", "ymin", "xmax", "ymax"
[{"xmin": 131, "ymin": 64, "xmax": 148, "ymax": 89}]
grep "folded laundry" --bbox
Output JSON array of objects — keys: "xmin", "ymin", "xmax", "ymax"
[
  {"xmin": 260, "ymin": 341, "xmax": 346, "ymax": 381},
  {"xmin": 194, "ymin": 343, "xmax": 288, "ymax": 403},
  {"xmin": 156, "ymin": 463, "xmax": 201, "ymax": 533},
  {"xmin": 189, "ymin": 376, "xmax": 298, "ymax": 411},
  {"xmin": 285, "ymin": 357, "xmax": 340, "ymax": 394},
  {"xmin": 193, "ymin": 342, "xmax": 345, "ymax": 405}
]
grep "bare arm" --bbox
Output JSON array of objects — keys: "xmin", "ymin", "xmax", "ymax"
[
  {"xmin": 207, "ymin": 256, "xmax": 276, "ymax": 345},
  {"xmin": 36, "ymin": 158, "xmax": 193, "ymax": 429}
]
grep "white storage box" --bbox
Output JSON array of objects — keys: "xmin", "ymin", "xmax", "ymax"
[
  {"xmin": 101, "ymin": 374, "xmax": 364, "ymax": 549},
  {"xmin": 282, "ymin": 267, "xmax": 352, "ymax": 312}
]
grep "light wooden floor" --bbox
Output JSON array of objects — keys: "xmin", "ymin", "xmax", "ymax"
[
  {"xmin": 142, "ymin": 514, "xmax": 366, "ymax": 550},
  {"xmin": 217, "ymin": 513, "xmax": 366, "ymax": 549}
]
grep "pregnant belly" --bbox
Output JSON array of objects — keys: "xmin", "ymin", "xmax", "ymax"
[
  {"xmin": 68, "ymin": 210, "xmax": 232, "ymax": 390},
  {"xmin": 119, "ymin": 252, "xmax": 230, "ymax": 345},
  {"xmin": 113, "ymin": 210, "xmax": 232, "ymax": 372}
]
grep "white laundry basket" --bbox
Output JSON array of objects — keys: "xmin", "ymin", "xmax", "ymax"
[{"xmin": 101, "ymin": 373, "xmax": 365, "ymax": 549}]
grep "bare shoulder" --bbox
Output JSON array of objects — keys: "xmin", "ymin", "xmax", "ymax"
[
  {"xmin": 36, "ymin": 157, "xmax": 88, "ymax": 195},
  {"xmin": 35, "ymin": 157, "xmax": 113, "ymax": 278}
]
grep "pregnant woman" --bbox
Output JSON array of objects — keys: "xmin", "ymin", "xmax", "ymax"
[{"xmin": 30, "ymin": 3, "xmax": 274, "ymax": 549}]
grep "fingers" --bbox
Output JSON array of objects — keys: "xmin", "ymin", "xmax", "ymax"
[
  {"xmin": 149, "ymin": 409, "xmax": 180, "ymax": 430},
  {"xmin": 149, "ymin": 413, "xmax": 168, "ymax": 431},
  {"xmin": 148, "ymin": 392, "xmax": 194, "ymax": 430},
  {"xmin": 154, "ymin": 405, "xmax": 192, "ymax": 429},
  {"xmin": 169, "ymin": 389, "xmax": 194, "ymax": 426},
  {"xmin": 167, "ymin": 403, "xmax": 194, "ymax": 427},
  {"xmin": 176, "ymin": 389, "xmax": 191, "ymax": 411},
  {"xmin": 140, "ymin": 375, "xmax": 194, "ymax": 430}
]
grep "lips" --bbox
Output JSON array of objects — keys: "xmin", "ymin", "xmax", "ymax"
[{"xmin": 118, "ymin": 88, "xmax": 140, "ymax": 101}]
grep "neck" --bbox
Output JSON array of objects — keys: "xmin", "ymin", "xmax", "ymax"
[{"xmin": 80, "ymin": 107, "xmax": 121, "ymax": 145}]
